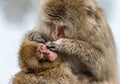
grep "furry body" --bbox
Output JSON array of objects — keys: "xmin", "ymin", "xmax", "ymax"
[{"xmin": 13, "ymin": 0, "xmax": 119, "ymax": 84}]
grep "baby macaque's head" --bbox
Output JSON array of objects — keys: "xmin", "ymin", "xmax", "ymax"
[{"xmin": 19, "ymin": 42, "xmax": 63, "ymax": 73}]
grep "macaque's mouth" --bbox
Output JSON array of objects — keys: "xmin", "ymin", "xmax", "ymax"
[
  {"xmin": 52, "ymin": 24, "xmax": 66, "ymax": 40},
  {"xmin": 38, "ymin": 59, "xmax": 51, "ymax": 63}
]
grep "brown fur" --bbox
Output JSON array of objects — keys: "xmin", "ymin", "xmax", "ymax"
[
  {"xmin": 13, "ymin": 41, "xmax": 79, "ymax": 84},
  {"xmin": 13, "ymin": 0, "xmax": 119, "ymax": 84}
]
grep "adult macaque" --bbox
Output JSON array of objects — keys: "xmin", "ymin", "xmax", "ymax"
[{"xmin": 13, "ymin": 0, "xmax": 119, "ymax": 84}]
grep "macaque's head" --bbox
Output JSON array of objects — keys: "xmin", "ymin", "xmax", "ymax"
[
  {"xmin": 39, "ymin": 0, "xmax": 102, "ymax": 40},
  {"xmin": 19, "ymin": 42, "xmax": 63, "ymax": 73}
]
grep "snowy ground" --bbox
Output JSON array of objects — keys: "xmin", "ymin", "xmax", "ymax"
[{"xmin": 0, "ymin": 1, "xmax": 120, "ymax": 84}]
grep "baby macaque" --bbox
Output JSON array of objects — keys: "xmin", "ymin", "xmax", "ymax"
[{"xmin": 12, "ymin": 41, "xmax": 79, "ymax": 84}]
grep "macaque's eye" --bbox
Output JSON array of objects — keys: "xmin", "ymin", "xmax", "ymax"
[
  {"xmin": 85, "ymin": 6, "xmax": 93, "ymax": 16},
  {"xmin": 45, "ymin": 22, "xmax": 53, "ymax": 27}
]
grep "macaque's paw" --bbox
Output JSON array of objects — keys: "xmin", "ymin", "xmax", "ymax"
[
  {"xmin": 36, "ymin": 43, "xmax": 57, "ymax": 62},
  {"xmin": 46, "ymin": 38, "xmax": 63, "ymax": 52},
  {"xmin": 29, "ymin": 31, "xmax": 45, "ymax": 43}
]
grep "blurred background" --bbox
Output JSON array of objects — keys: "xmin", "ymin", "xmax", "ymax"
[{"xmin": 0, "ymin": 0, "xmax": 119, "ymax": 83}]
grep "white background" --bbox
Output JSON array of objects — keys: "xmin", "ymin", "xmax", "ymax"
[{"xmin": 0, "ymin": 0, "xmax": 119, "ymax": 84}]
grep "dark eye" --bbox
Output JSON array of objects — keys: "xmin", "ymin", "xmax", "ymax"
[
  {"xmin": 44, "ymin": 21, "xmax": 52, "ymax": 27},
  {"xmin": 85, "ymin": 6, "xmax": 93, "ymax": 16}
]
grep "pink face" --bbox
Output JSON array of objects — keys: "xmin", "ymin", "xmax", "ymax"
[
  {"xmin": 36, "ymin": 43, "xmax": 57, "ymax": 62},
  {"xmin": 52, "ymin": 23, "xmax": 66, "ymax": 40}
]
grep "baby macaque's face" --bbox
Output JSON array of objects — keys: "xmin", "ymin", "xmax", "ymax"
[
  {"xmin": 31, "ymin": 43, "xmax": 63, "ymax": 70},
  {"xmin": 36, "ymin": 43, "xmax": 57, "ymax": 62},
  {"xmin": 20, "ymin": 42, "xmax": 63, "ymax": 71}
]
